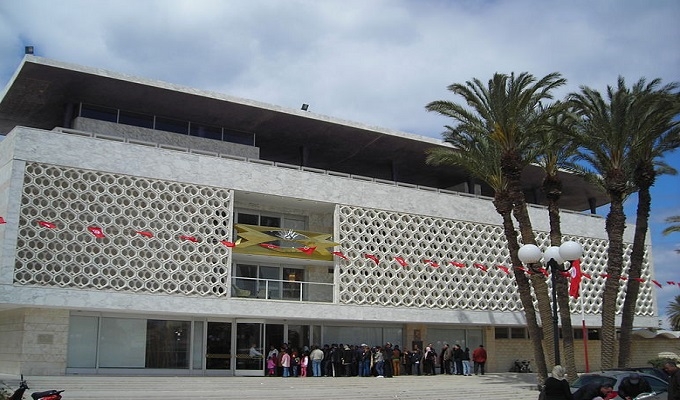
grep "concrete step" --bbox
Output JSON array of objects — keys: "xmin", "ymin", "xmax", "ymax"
[{"xmin": 1, "ymin": 373, "xmax": 539, "ymax": 399}]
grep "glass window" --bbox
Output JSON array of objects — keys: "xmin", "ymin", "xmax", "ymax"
[
  {"xmin": 99, "ymin": 317, "xmax": 147, "ymax": 368},
  {"xmin": 260, "ymin": 215, "xmax": 281, "ymax": 228},
  {"xmin": 494, "ymin": 327, "xmax": 509, "ymax": 339},
  {"xmin": 237, "ymin": 213, "xmax": 259, "ymax": 225},
  {"xmin": 510, "ymin": 328, "xmax": 526, "ymax": 339},
  {"xmin": 119, "ymin": 110, "xmax": 154, "ymax": 128},
  {"xmin": 155, "ymin": 116, "xmax": 188, "ymax": 134},
  {"xmin": 224, "ymin": 129, "xmax": 255, "ymax": 146},
  {"xmin": 80, "ymin": 104, "xmax": 118, "ymax": 122},
  {"xmin": 192, "ymin": 321, "xmax": 204, "ymax": 370},
  {"xmin": 67, "ymin": 315, "xmax": 99, "ymax": 368},
  {"xmin": 145, "ymin": 319, "xmax": 190, "ymax": 368},
  {"xmin": 190, "ymin": 123, "xmax": 222, "ymax": 140}
]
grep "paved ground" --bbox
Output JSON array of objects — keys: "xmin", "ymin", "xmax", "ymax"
[{"xmin": 0, "ymin": 372, "xmax": 541, "ymax": 400}]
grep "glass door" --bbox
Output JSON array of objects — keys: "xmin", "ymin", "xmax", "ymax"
[
  {"xmin": 205, "ymin": 322, "xmax": 232, "ymax": 372},
  {"xmin": 235, "ymin": 321, "xmax": 265, "ymax": 376}
]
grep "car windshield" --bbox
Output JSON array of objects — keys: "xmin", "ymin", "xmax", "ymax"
[{"xmin": 571, "ymin": 375, "xmax": 617, "ymax": 390}]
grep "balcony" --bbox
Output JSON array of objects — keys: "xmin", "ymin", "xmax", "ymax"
[{"xmin": 231, "ymin": 277, "xmax": 333, "ymax": 303}]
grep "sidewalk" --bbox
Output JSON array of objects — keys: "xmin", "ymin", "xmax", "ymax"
[{"xmin": 1, "ymin": 372, "xmax": 540, "ymax": 400}]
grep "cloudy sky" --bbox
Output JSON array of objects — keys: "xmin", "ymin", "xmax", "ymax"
[{"xmin": 1, "ymin": 0, "xmax": 679, "ymax": 325}]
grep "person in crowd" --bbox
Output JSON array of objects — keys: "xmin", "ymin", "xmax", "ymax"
[
  {"xmin": 411, "ymin": 345, "xmax": 422, "ymax": 376},
  {"xmin": 423, "ymin": 345, "xmax": 436, "ymax": 375},
  {"xmin": 402, "ymin": 348, "xmax": 412, "ymax": 375},
  {"xmin": 373, "ymin": 345, "xmax": 385, "ymax": 377},
  {"xmin": 266, "ymin": 355, "xmax": 276, "ymax": 376},
  {"xmin": 452, "ymin": 344, "xmax": 464, "ymax": 376},
  {"xmin": 342, "ymin": 344, "xmax": 354, "ymax": 377},
  {"xmin": 280, "ymin": 349, "xmax": 291, "ymax": 377},
  {"xmin": 249, "ymin": 343, "xmax": 263, "ymax": 358},
  {"xmin": 441, "ymin": 343, "xmax": 452, "ymax": 375},
  {"xmin": 332, "ymin": 343, "xmax": 343, "ymax": 377},
  {"xmin": 663, "ymin": 361, "xmax": 680, "ymax": 400},
  {"xmin": 392, "ymin": 345, "xmax": 402, "ymax": 376},
  {"xmin": 541, "ymin": 365, "xmax": 573, "ymax": 400},
  {"xmin": 266, "ymin": 344, "xmax": 278, "ymax": 360},
  {"xmin": 290, "ymin": 349, "xmax": 299, "ymax": 377},
  {"xmin": 323, "ymin": 344, "xmax": 334, "ymax": 377},
  {"xmin": 299, "ymin": 351, "xmax": 309, "ymax": 377},
  {"xmin": 383, "ymin": 343, "xmax": 394, "ymax": 378},
  {"xmin": 572, "ymin": 382, "xmax": 613, "ymax": 400},
  {"xmin": 618, "ymin": 372, "xmax": 651, "ymax": 400},
  {"xmin": 462, "ymin": 347, "xmax": 472, "ymax": 376},
  {"xmin": 309, "ymin": 345, "xmax": 324, "ymax": 377},
  {"xmin": 359, "ymin": 344, "xmax": 371, "ymax": 377},
  {"xmin": 472, "ymin": 344, "xmax": 487, "ymax": 375}
]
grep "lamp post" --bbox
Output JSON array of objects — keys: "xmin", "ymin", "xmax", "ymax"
[{"xmin": 518, "ymin": 241, "xmax": 583, "ymax": 366}]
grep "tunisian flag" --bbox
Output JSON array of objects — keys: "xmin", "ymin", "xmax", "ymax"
[{"xmin": 569, "ymin": 259, "xmax": 582, "ymax": 298}]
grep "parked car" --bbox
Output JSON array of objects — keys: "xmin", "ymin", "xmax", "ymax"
[
  {"xmin": 603, "ymin": 367, "xmax": 670, "ymax": 382},
  {"xmin": 570, "ymin": 371, "xmax": 669, "ymax": 400}
]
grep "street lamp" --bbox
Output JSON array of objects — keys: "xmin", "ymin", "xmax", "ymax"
[{"xmin": 518, "ymin": 241, "xmax": 583, "ymax": 366}]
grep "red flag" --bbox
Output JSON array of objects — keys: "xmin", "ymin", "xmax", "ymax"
[
  {"xmin": 423, "ymin": 259, "xmax": 439, "ymax": 268},
  {"xmin": 652, "ymin": 280, "xmax": 662, "ymax": 288},
  {"xmin": 134, "ymin": 230, "xmax": 154, "ymax": 238},
  {"xmin": 515, "ymin": 266, "xmax": 531, "ymax": 274},
  {"xmin": 259, "ymin": 243, "xmax": 279, "ymax": 249},
  {"xmin": 88, "ymin": 226, "xmax": 105, "ymax": 239},
  {"xmin": 620, "ymin": 276, "xmax": 628, "ymax": 281},
  {"xmin": 180, "ymin": 235, "xmax": 198, "ymax": 243},
  {"xmin": 569, "ymin": 259, "xmax": 582, "ymax": 298},
  {"xmin": 0, "ymin": 216, "xmax": 6, "ymax": 224},
  {"xmin": 220, "ymin": 240, "xmax": 237, "ymax": 248},
  {"xmin": 633, "ymin": 278, "xmax": 644, "ymax": 283},
  {"xmin": 538, "ymin": 267, "xmax": 549, "ymax": 277},
  {"xmin": 297, "ymin": 246, "xmax": 316, "ymax": 255},
  {"xmin": 37, "ymin": 220, "xmax": 56, "ymax": 229},
  {"xmin": 496, "ymin": 265, "xmax": 510, "ymax": 274},
  {"xmin": 450, "ymin": 261, "xmax": 466, "ymax": 268},
  {"xmin": 601, "ymin": 273, "xmax": 610, "ymax": 279},
  {"xmin": 332, "ymin": 251, "xmax": 348, "ymax": 260},
  {"xmin": 559, "ymin": 271, "xmax": 571, "ymax": 278},
  {"xmin": 583, "ymin": 273, "xmax": 592, "ymax": 279},
  {"xmin": 394, "ymin": 256, "xmax": 408, "ymax": 267},
  {"xmin": 364, "ymin": 254, "xmax": 379, "ymax": 264},
  {"xmin": 667, "ymin": 281, "xmax": 676, "ymax": 286},
  {"xmin": 473, "ymin": 263, "xmax": 488, "ymax": 272}
]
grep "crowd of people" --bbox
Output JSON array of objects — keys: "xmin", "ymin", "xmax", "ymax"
[{"xmin": 256, "ymin": 342, "xmax": 488, "ymax": 378}]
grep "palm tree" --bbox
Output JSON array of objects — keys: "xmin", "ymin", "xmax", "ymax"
[
  {"xmin": 568, "ymin": 77, "xmax": 677, "ymax": 369},
  {"xmin": 667, "ymin": 295, "xmax": 680, "ymax": 331},
  {"xmin": 426, "ymin": 72, "xmax": 567, "ymax": 382},
  {"xmin": 618, "ymin": 78, "xmax": 680, "ymax": 367},
  {"xmin": 535, "ymin": 105, "xmax": 580, "ymax": 380},
  {"xmin": 663, "ymin": 215, "xmax": 680, "ymax": 236}
]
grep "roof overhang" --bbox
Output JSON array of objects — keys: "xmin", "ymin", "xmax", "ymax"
[{"xmin": 0, "ymin": 56, "xmax": 608, "ymax": 212}]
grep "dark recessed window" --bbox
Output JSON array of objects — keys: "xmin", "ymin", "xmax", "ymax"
[
  {"xmin": 494, "ymin": 327, "xmax": 509, "ymax": 339},
  {"xmin": 189, "ymin": 123, "xmax": 222, "ymax": 140},
  {"xmin": 119, "ymin": 110, "xmax": 154, "ymax": 129},
  {"xmin": 510, "ymin": 328, "xmax": 527, "ymax": 339},
  {"xmin": 224, "ymin": 129, "xmax": 255, "ymax": 146},
  {"xmin": 155, "ymin": 117, "xmax": 188, "ymax": 134},
  {"xmin": 80, "ymin": 104, "xmax": 118, "ymax": 122}
]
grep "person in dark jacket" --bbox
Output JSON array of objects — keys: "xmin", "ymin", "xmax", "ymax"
[
  {"xmin": 572, "ymin": 381, "xmax": 613, "ymax": 400},
  {"xmin": 542, "ymin": 365, "xmax": 573, "ymax": 400},
  {"xmin": 664, "ymin": 361, "xmax": 680, "ymax": 400},
  {"xmin": 618, "ymin": 372, "xmax": 652, "ymax": 400},
  {"xmin": 452, "ymin": 344, "xmax": 464, "ymax": 375}
]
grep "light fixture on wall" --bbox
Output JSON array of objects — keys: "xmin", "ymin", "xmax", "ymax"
[
  {"xmin": 301, "ymin": 104, "xmax": 309, "ymax": 111},
  {"xmin": 25, "ymin": 46, "xmax": 34, "ymax": 55}
]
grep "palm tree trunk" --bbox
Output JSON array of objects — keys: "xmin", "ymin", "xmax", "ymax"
[
  {"xmin": 601, "ymin": 189, "xmax": 627, "ymax": 370},
  {"xmin": 494, "ymin": 193, "xmax": 548, "ymax": 384},
  {"xmin": 618, "ymin": 181, "xmax": 652, "ymax": 366}
]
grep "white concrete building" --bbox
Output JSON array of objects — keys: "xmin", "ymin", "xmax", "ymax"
[{"xmin": 0, "ymin": 56, "xmax": 657, "ymax": 376}]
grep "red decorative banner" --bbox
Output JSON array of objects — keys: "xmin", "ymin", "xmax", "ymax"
[
  {"xmin": 220, "ymin": 240, "xmax": 237, "ymax": 248},
  {"xmin": 394, "ymin": 256, "xmax": 408, "ymax": 267},
  {"xmin": 450, "ymin": 261, "xmax": 466, "ymax": 268},
  {"xmin": 652, "ymin": 280, "xmax": 663, "ymax": 288},
  {"xmin": 37, "ymin": 220, "xmax": 57, "ymax": 229},
  {"xmin": 134, "ymin": 230, "xmax": 154, "ymax": 238},
  {"xmin": 88, "ymin": 226, "xmax": 105, "ymax": 239},
  {"xmin": 0, "ymin": 216, "xmax": 6, "ymax": 224},
  {"xmin": 473, "ymin": 263, "xmax": 488, "ymax": 272},
  {"xmin": 496, "ymin": 265, "xmax": 510, "ymax": 274},
  {"xmin": 297, "ymin": 246, "xmax": 316, "ymax": 255},
  {"xmin": 423, "ymin": 259, "xmax": 439, "ymax": 268},
  {"xmin": 259, "ymin": 243, "xmax": 278, "ymax": 249},
  {"xmin": 364, "ymin": 254, "xmax": 379, "ymax": 264},
  {"xmin": 180, "ymin": 235, "xmax": 198, "ymax": 243},
  {"xmin": 332, "ymin": 251, "xmax": 348, "ymax": 260}
]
